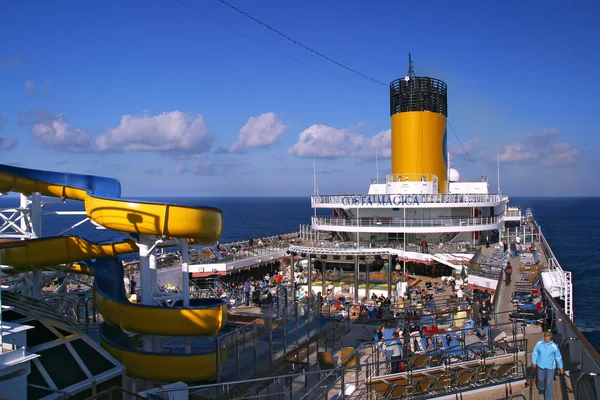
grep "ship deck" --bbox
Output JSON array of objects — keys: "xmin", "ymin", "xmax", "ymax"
[
  {"xmin": 315, "ymin": 241, "xmax": 594, "ymax": 399},
  {"xmin": 483, "ymin": 244, "xmax": 578, "ymax": 399}
]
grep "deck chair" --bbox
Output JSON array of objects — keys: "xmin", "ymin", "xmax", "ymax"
[
  {"xmin": 490, "ymin": 363, "xmax": 514, "ymax": 381},
  {"xmin": 413, "ymin": 375, "xmax": 437, "ymax": 395},
  {"xmin": 366, "ymin": 379, "xmax": 393, "ymax": 399},
  {"xmin": 317, "ymin": 351, "xmax": 335, "ymax": 370},
  {"xmin": 430, "ymin": 375, "xmax": 453, "ymax": 393},
  {"xmin": 453, "ymin": 367, "xmax": 477, "ymax": 389},
  {"xmin": 479, "ymin": 362, "xmax": 497, "ymax": 383},
  {"xmin": 317, "ymin": 351, "xmax": 338, "ymax": 380},
  {"xmin": 408, "ymin": 354, "xmax": 430, "ymax": 370},
  {"xmin": 388, "ymin": 381, "xmax": 413, "ymax": 399},
  {"xmin": 340, "ymin": 347, "xmax": 357, "ymax": 367}
]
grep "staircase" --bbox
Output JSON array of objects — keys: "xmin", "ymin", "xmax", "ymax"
[
  {"xmin": 438, "ymin": 231, "xmax": 460, "ymax": 243},
  {"xmin": 334, "ymin": 208, "xmax": 354, "ymax": 242},
  {"xmin": 563, "ymin": 271, "xmax": 573, "ymax": 321},
  {"xmin": 2, "ymin": 290, "xmax": 79, "ymax": 328}
]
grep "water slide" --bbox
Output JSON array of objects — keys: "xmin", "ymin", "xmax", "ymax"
[{"xmin": 0, "ymin": 164, "xmax": 228, "ymax": 381}]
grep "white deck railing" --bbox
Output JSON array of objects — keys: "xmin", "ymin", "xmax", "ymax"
[{"xmin": 312, "ymin": 215, "xmax": 501, "ymax": 228}]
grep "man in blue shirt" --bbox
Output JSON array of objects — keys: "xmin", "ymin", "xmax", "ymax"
[{"xmin": 532, "ymin": 331, "xmax": 564, "ymax": 399}]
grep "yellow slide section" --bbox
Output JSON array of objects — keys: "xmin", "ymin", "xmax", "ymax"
[
  {"xmin": 0, "ymin": 164, "xmax": 227, "ymax": 381},
  {"xmin": 0, "ymin": 236, "xmax": 137, "ymax": 273},
  {"xmin": 100, "ymin": 324, "xmax": 227, "ymax": 382},
  {"xmin": 0, "ymin": 167, "xmax": 223, "ymax": 242},
  {"xmin": 93, "ymin": 287, "xmax": 226, "ymax": 337}
]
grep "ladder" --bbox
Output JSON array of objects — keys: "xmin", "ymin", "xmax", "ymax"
[{"xmin": 563, "ymin": 271, "xmax": 574, "ymax": 321}]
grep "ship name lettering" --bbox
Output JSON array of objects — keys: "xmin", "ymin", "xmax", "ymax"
[{"xmin": 341, "ymin": 195, "xmax": 420, "ymax": 206}]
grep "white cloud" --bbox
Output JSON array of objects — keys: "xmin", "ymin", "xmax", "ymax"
[
  {"xmin": 498, "ymin": 128, "xmax": 579, "ymax": 165},
  {"xmin": 546, "ymin": 141, "xmax": 579, "ymax": 165},
  {"xmin": 498, "ymin": 144, "xmax": 537, "ymax": 162},
  {"xmin": 230, "ymin": 112, "xmax": 287, "ymax": 153},
  {"xmin": 289, "ymin": 124, "xmax": 390, "ymax": 158},
  {"xmin": 20, "ymin": 109, "xmax": 214, "ymax": 155},
  {"xmin": 95, "ymin": 111, "xmax": 213, "ymax": 155},
  {"xmin": 24, "ymin": 80, "xmax": 36, "ymax": 94},
  {"xmin": 462, "ymin": 137, "xmax": 485, "ymax": 154},
  {"xmin": 31, "ymin": 114, "xmax": 92, "ymax": 152},
  {"xmin": 175, "ymin": 159, "xmax": 215, "ymax": 176},
  {"xmin": 0, "ymin": 137, "xmax": 16, "ymax": 150}
]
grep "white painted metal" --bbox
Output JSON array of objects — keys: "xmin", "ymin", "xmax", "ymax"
[
  {"xmin": 311, "ymin": 215, "xmax": 502, "ymax": 233},
  {"xmin": 180, "ymin": 239, "xmax": 190, "ymax": 308},
  {"xmin": 312, "ymin": 193, "xmax": 505, "ymax": 209},
  {"xmin": 564, "ymin": 271, "xmax": 573, "ymax": 321},
  {"xmin": 149, "ymin": 246, "xmax": 158, "ymax": 296}
]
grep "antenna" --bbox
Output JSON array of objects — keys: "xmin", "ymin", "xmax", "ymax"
[
  {"xmin": 313, "ymin": 157, "xmax": 318, "ymax": 196},
  {"xmin": 447, "ymin": 151, "xmax": 451, "ymax": 192},
  {"xmin": 375, "ymin": 148, "xmax": 379, "ymax": 183},
  {"xmin": 496, "ymin": 148, "xmax": 501, "ymax": 195},
  {"xmin": 406, "ymin": 53, "xmax": 416, "ymax": 79}
]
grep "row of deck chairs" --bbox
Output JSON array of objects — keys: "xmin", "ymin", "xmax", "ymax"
[
  {"xmin": 376, "ymin": 330, "xmax": 522, "ymax": 373},
  {"xmin": 510, "ymin": 287, "xmax": 546, "ymax": 325},
  {"xmin": 366, "ymin": 357, "xmax": 519, "ymax": 399},
  {"xmin": 484, "ymin": 247, "xmax": 508, "ymax": 267}
]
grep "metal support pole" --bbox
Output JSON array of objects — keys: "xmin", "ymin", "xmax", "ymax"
[
  {"xmin": 269, "ymin": 315, "xmax": 273, "ymax": 366},
  {"xmin": 354, "ymin": 257, "xmax": 359, "ymax": 303},
  {"xmin": 0, "ymin": 253, "xmax": 3, "ymax": 348},
  {"xmin": 366, "ymin": 262, "xmax": 370, "ymax": 300},
  {"xmin": 387, "ymin": 252, "xmax": 392, "ymax": 299},
  {"xmin": 321, "ymin": 261, "xmax": 326, "ymax": 297},
  {"xmin": 138, "ymin": 238, "xmax": 156, "ymax": 352},
  {"xmin": 149, "ymin": 245, "xmax": 158, "ymax": 295},
  {"xmin": 30, "ymin": 193, "xmax": 43, "ymax": 298},
  {"xmin": 307, "ymin": 256, "xmax": 312, "ymax": 300},
  {"xmin": 180, "ymin": 239, "xmax": 190, "ymax": 307},
  {"xmin": 139, "ymin": 241, "xmax": 152, "ymax": 306},
  {"xmin": 290, "ymin": 253, "xmax": 295, "ymax": 301},
  {"xmin": 216, "ymin": 336, "xmax": 221, "ymax": 383}
]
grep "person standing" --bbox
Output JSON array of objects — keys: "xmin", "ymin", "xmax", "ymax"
[
  {"xmin": 505, "ymin": 262, "xmax": 513, "ymax": 287},
  {"xmin": 243, "ymin": 279, "xmax": 252, "ymax": 306},
  {"xmin": 532, "ymin": 331, "xmax": 563, "ymax": 399},
  {"xmin": 388, "ymin": 331, "xmax": 404, "ymax": 373}
]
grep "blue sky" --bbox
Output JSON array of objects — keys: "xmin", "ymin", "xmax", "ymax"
[{"xmin": 1, "ymin": 0, "xmax": 599, "ymax": 196}]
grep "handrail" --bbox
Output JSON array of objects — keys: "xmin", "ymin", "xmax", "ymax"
[
  {"xmin": 27, "ymin": 383, "xmax": 74, "ymax": 398},
  {"xmin": 83, "ymin": 386, "xmax": 154, "ymax": 400},
  {"xmin": 312, "ymin": 215, "xmax": 502, "ymax": 228}
]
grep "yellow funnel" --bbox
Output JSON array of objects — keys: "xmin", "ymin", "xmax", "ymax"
[{"xmin": 389, "ymin": 67, "xmax": 448, "ymax": 193}]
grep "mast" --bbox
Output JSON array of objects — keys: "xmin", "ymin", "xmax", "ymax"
[
  {"xmin": 376, "ymin": 148, "xmax": 379, "ymax": 183},
  {"xmin": 313, "ymin": 157, "xmax": 318, "ymax": 196},
  {"xmin": 497, "ymin": 148, "xmax": 501, "ymax": 195},
  {"xmin": 407, "ymin": 53, "xmax": 416, "ymax": 79}
]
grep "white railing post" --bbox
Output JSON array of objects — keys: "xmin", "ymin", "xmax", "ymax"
[{"xmin": 181, "ymin": 239, "xmax": 190, "ymax": 308}]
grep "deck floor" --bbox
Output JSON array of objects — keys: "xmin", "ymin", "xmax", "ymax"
[
  {"xmin": 344, "ymin": 241, "xmax": 588, "ymax": 399},
  {"xmin": 478, "ymin": 243, "xmax": 580, "ymax": 399}
]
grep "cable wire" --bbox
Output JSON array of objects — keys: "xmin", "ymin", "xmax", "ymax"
[
  {"xmin": 447, "ymin": 120, "xmax": 482, "ymax": 177},
  {"xmin": 217, "ymin": 0, "xmax": 388, "ymax": 87},
  {"xmin": 172, "ymin": 0, "xmax": 386, "ymax": 94}
]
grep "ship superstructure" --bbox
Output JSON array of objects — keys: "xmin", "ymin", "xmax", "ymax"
[{"xmin": 292, "ymin": 55, "xmax": 522, "ymax": 300}]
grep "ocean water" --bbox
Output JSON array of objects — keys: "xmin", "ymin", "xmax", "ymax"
[
  {"xmin": 0, "ymin": 195, "xmax": 598, "ymax": 350},
  {"xmin": 510, "ymin": 197, "xmax": 600, "ymax": 351}
]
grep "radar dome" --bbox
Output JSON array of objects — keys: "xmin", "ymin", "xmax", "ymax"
[{"xmin": 449, "ymin": 168, "xmax": 460, "ymax": 182}]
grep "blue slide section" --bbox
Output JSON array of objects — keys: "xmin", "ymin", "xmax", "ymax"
[
  {"xmin": 0, "ymin": 163, "xmax": 121, "ymax": 198},
  {"xmin": 92, "ymin": 257, "xmax": 130, "ymax": 303}
]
